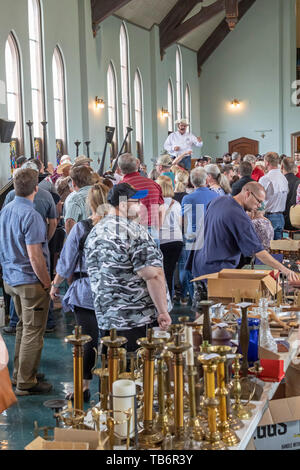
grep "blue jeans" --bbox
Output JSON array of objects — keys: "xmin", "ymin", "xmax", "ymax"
[
  {"xmin": 265, "ymin": 213, "xmax": 284, "ymax": 240},
  {"xmin": 9, "ymin": 297, "xmax": 55, "ymax": 328},
  {"xmin": 178, "ymin": 246, "xmax": 194, "ymax": 300}
]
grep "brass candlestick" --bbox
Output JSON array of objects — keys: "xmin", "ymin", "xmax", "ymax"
[
  {"xmin": 137, "ymin": 329, "xmax": 164, "ymax": 449},
  {"xmin": 187, "ymin": 364, "xmax": 205, "ymax": 441},
  {"xmin": 223, "ymin": 353, "xmax": 244, "ymax": 431},
  {"xmin": 65, "ymin": 326, "xmax": 92, "ymax": 411},
  {"xmin": 166, "ymin": 334, "xmax": 191, "ymax": 449},
  {"xmin": 92, "ymin": 355, "xmax": 109, "ymax": 411},
  {"xmin": 198, "ymin": 354, "xmax": 227, "ymax": 450},
  {"xmin": 101, "ymin": 329, "xmax": 127, "ymax": 394},
  {"xmin": 231, "ymin": 354, "xmax": 252, "ymax": 420},
  {"xmin": 209, "ymin": 346, "xmax": 240, "ymax": 446}
]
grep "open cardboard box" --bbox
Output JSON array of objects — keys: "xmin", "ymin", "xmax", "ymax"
[
  {"xmin": 253, "ymin": 396, "xmax": 300, "ymax": 450},
  {"xmin": 192, "ymin": 269, "xmax": 281, "ymax": 302},
  {"xmin": 25, "ymin": 428, "xmax": 100, "ymax": 451}
]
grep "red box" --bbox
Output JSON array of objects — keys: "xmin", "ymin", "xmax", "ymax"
[{"xmin": 257, "ymin": 359, "xmax": 285, "ymax": 382}]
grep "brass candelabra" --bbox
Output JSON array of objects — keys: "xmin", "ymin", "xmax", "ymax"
[
  {"xmin": 65, "ymin": 326, "xmax": 92, "ymax": 411},
  {"xmin": 198, "ymin": 353, "xmax": 227, "ymax": 450},
  {"xmin": 209, "ymin": 346, "xmax": 240, "ymax": 447},
  {"xmin": 165, "ymin": 333, "xmax": 191, "ymax": 449},
  {"xmin": 136, "ymin": 329, "xmax": 165, "ymax": 449},
  {"xmin": 101, "ymin": 329, "xmax": 127, "ymax": 394}
]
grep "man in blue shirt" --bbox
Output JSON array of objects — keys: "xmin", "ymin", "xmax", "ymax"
[
  {"xmin": 2, "ymin": 162, "xmax": 58, "ymax": 334},
  {"xmin": 191, "ymin": 182, "xmax": 298, "ymax": 282},
  {"xmin": 0, "ymin": 168, "xmax": 53, "ymax": 395},
  {"xmin": 182, "ymin": 167, "xmax": 219, "ymax": 246}
]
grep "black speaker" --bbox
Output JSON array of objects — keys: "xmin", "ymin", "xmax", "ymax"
[{"xmin": 0, "ymin": 119, "xmax": 16, "ymax": 143}]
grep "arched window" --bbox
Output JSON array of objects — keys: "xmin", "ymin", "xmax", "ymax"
[
  {"xmin": 134, "ymin": 69, "xmax": 143, "ymax": 159},
  {"xmin": 5, "ymin": 33, "xmax": 23, "ymax": 151},
  {"xmin": 185, "ymin": 83, "xmax": 191, "ymax": 129},
  {"xmin": 120, "ymin": 23, "xmax": 131, "ymax": 150},
  {"xmin": 107, "ymin": 62, "xmax": 118, "ymax": 158},
  {"xmin": 176, "ymin": 47, "xmax": 182, "ymax": 121},
  {"xmin": 52, "ymin": 46, "xmax": 67, "ymax": 151},
  {"xmin": 168, "ymin": 79, "xmax": 174, "ymax": 134},
  {"xmin": 28, "ymin": 0, "xmax": 45, "ymax": 139}
]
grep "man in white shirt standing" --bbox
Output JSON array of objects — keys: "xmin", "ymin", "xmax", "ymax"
[
  {"xmin": 163, "ymin": 118, "xmax": 203, "ymax": 171},
  {"xmin": 259, "ymin": 152, "xmax": 288, "ymax": 240}
]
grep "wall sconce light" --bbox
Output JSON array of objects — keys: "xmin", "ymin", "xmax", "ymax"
[
  {"xmin": 161, "ymin": 107, "xmax": 169, "ymax": 119},
  {"xmin": 95, "ymin": 96, "xmax": 105, "ymax": 109},
  {"xmin": 230, "ymin": 99, "xmax": 241, "ymax": 109}
]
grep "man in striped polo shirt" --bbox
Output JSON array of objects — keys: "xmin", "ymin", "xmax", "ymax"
[{"xmin": 118, "ymin": 153, "xmax": 165, "ymax": 242}]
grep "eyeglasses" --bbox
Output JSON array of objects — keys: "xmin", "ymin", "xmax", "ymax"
[{"xmin": 250, "ymin": 191, "xmax": 264, "ymax": 205}]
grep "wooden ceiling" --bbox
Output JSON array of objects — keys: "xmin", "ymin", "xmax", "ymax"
[{"xmin": 91, "ymin": 0, "xmax": 256, "ymax": 75}]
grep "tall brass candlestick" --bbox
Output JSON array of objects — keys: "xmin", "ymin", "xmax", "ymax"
[
  {"xmin": 223, "ymin": 352, "xmax": 244, "ymax": 431},
  {"xmin": 65, "ymin": 326, "xmax": 92, "ymax": 411},
  {"xmin": 166, "ymin": 334, "xmax": 191, "ymax": 449},
  {"xmin": 231, "ymin": 354, "xmax": 252, "ymax": 420},
  {"xmin": 137, "ymin": 329, "xmax": 164, "ymax": 449},
  {"xmin": 101, "ymin": 329, "xmax": 127, "ymax": 394},
  {"xmin": 187, "ymin": 365, "xmax": 204, "ymax": 441},
  {"xmin": 209, "ymin": 346, "xmax": 240, "ymax": 446},
  {"xmin": 198, "ymin": 354, "xmax": 227, "ymax": 450}
]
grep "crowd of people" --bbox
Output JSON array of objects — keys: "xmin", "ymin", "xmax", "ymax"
[{"xmin": 0, "ymin": 118, "xmax": 300, "ymax": 399}]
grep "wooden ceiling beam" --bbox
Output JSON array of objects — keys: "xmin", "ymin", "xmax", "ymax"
[
  {"xmin": 91, "ymin": 0, "xmax": 132, "ymax": 36},
  {"xmin": 161, "ymin": 0, "xmax": 225, "ymax": 52},
  {"xmin": 197, "ymin": 0, "xmax": 256, "ymax": 75},
  {"xmin": 159, "ymin": 0, "xmax": 201, "ymax": 57}
]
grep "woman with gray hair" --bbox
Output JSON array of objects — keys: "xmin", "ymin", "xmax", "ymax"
[{"xmin": 204, "ymin": 163, "xmax": 232, "ymax": 195}]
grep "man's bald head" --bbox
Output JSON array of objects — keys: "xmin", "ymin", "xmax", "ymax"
[
  {"xmin": 238, "ymin": 181, "xmax": 265, "ymax": 211},
  {"xmin": 242, "ymin": 181, "xmax": 265, "ymax": 197}
]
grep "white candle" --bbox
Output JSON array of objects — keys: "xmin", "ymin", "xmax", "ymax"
[
  {"xmin": 185, "ymin": 326, "xmax": 194, "ymax": 366},
  {"xmin": 112, "ymin": 379, "xmax": 136, "ymax": 439}
]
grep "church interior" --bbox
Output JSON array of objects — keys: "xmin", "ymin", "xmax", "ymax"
[{"xmin": 1, "ymin": 0, "xmax": 300, "ymax": 453}]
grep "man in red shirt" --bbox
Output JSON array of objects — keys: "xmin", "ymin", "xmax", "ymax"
[
  {"xmin": 243, "ymin": 154, "xmax": 265, "ymax": 182},
  {"xmin": 118, "ymin": 153, "xmax": 165, "ymax": 240}
]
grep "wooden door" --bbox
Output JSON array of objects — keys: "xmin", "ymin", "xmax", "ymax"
[{"xmin": 229, "ymin": 137, "xmax": 259, "ymax": 157}]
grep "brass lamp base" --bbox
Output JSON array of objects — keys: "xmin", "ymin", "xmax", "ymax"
[
  {"xmin": 218, "ymin": 422, "xmax": 240, "ymax": 447},
  {"xmin": 227, "ymin": 413, "xmax": 244, "ymax": 430},
  {"xmin": 231, "ymin": 403, "xmax": 252, "ymax": 420},
  {"xmin": 201, "ymin": 431, "xmax": 227, "ymax": 450},
  {"xmin": 138, "ymin": 422, "xmax": 164, "ymax": 449}
]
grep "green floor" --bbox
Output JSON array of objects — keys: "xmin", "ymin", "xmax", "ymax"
[{"xmin": 0, "ymin": 303, "xmax": 193, "ymax": 450}]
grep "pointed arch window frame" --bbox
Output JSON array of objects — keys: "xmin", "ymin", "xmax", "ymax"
[
  {"xmin": 5, "ymin": 31, "xmax": 24, "ymax": 154},
  {"xmin": 52, "ymin": 45, "xmax": 67, "ymax": 152},
  {"xmin": 185, "ymin": 82, "xmax": 191, "ymax": 131},
  {"xmin": 168, "ymin": 78, "xmax": 175, "ymax": 134},
  {"xmin": 107, "ymin": 61, "xmax": 118, "ymax": 158},
  {"xmin": 28, "ymin": 0, "xmax": 46, "ymax": 139},
  {"xmin": 176, "ymin": 46, "xmax": 183, "ymax": 122},
  {"xmin": 120, "ymin": 22, "xmax": 131, "ymax": 151},
  {"xmin": 134, "ymin": 68, "xmax": 144, "ymax": 159}
]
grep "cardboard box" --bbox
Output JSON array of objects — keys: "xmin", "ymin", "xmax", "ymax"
[
  {"xmin": 25, "ymin": 428, "xmax": 100, "ymax": 451},
  {"xmin": 253, "ymin": 397, "xmax": 300, "ymax": 450},
  {"xmin": 270, "ymin": 239, "xmax": 300, "ymax": 252},
  {"xmin": 192, "ymin": 269, "xmax": 281, "ymax": 302}
]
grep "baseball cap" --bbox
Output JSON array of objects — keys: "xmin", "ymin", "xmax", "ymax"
[
  {"xmin": 107, "ymin": 182, "xmax": 148, "ymax": 207},
  {"xmin": 156, "ymin": 155, "xmax": 173, "ymax": 167},
  {"xmin": 198, "ymin": 156, "xmax": 209, "ymax": 163},
  {"xmin": 74, "ymin": 155, "xmax": 93, "ymax": 166}
]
